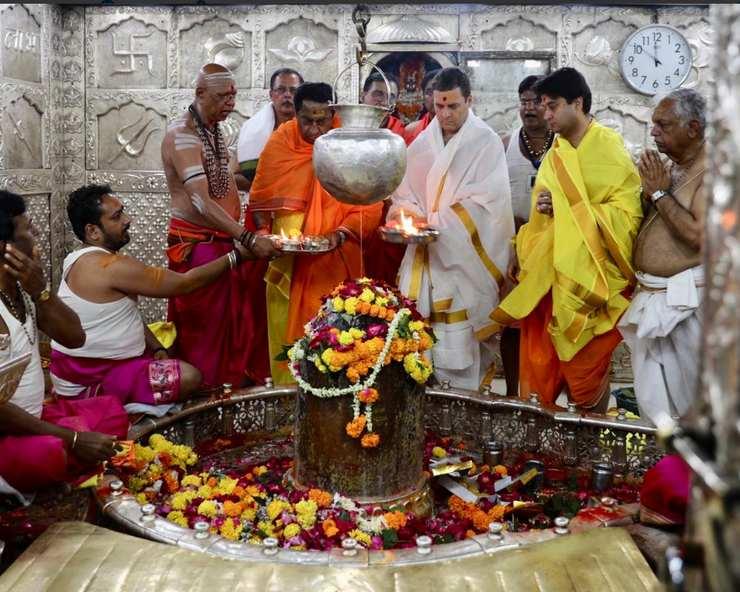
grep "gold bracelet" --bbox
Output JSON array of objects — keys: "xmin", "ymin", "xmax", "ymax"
[{"xmin": 71, "ymin": 431, "xmax": 79, "ymax": 450}]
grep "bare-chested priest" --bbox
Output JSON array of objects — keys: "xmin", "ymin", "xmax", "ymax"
[
  {"xmin": 162, "ymin": 63, "xmax": 281, "ymax": 388},
  {"xmin": 619, "ymin": 89, "xmax": 707, "ymax": 424}
]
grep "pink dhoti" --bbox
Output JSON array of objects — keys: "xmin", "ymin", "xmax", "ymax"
[
  {"xmin": 0, "ymin": 396, "xmax": 128, "ymax": 492},
  {"xmin": 50, "ymin": 351, "xmax": 181, "ymax": 405},
  {"xmin": 167, "ymin": 224, "xmax": 269, "ymax": 387}
]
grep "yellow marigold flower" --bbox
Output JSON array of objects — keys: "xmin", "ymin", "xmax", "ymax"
[
  {"xmin": 409, "ymin": 320, "xmax": 424, "ymax": 332},
  {"xmin": 338, "ymin": 331, "xmax": 354, "ymax": 346},
  {"xmin": 241, "ymin": 507, "xmax": 257, "ymax": 522},
  {"xmin": 253, "ymin": 466, "xmax": 268, "ymax": 477},
  {"xmin": 148, "ymin": 434, "xmax": 167, "ymax": 450},
  {"xmin": 375, "ymin": 296, "xmax": 389, "ymax": 307},
  {"xmin": 217, "ymin": 477, "xmax": 238, "ymax": 495},
  {"xmin": 344, "ymin": 297, "xmax": 358, "ymax": 315},
  {"xmin": 284, "ymin": 523, "xmax": 301, "ymax": 539},
  {"xmin": 359, "ymin": 287, "xmax": 375, "ymax": 303},
  {"xmin": 313, "ymin": 358, "xmax": 328, "ymax": 373},
  {"xmin": 297, "ymin": 513, "xmax": 316, "ymax": 530},
  {"xmin": 332, "ymin": 296, "xmax": 345, "ymax": 312},
  {"xmin": 135, "ymin": 492, "xmax": 148, "ymax": 505},
  {"xmin": 245, "ymin": 485, "xmax": 262, "ymax": 497},
  {"xmin": 349, "ymin": 328, "xmax": 364, "ymax": 339},
  {"xmin": 197, "ymin": 500, "xmax": 218, "ymax": 518},
  {"xmin": 181, "ymin": 474, "xmax": 201, "ymax": 488},
  {"xmin": 197, "ymin": 485, "xmax": 213, "ymax": 499},
  {"xmin": 295, "ymin": 499, "xmax": 317, "ymax": 516},
  {"xmin": 248, "ymin": 536, "xmax": 262, "ymax": 545},
  {"xmin": 258, "ymin": 520, "xmax": 275, "ymax": 537},
  {"xmin": 220, "ymin": 520, "xmax": 244, "ymax": 541},
  {"xmin": 267, "ymin": 499, "xmax": 290, "ymax": 521},
  {"xmin": 349, "ymin": 529, "xmax": 372, "ymax": 547},
  {"xmin": 134, "ymin": 444, "xmax": 155, "ymax": 464},
  {"xmin": 432, "ymin": 446, "xmax": 447, "ymax": 458},
  {"xmin": 166, "ymin": 510, "xmax": 188, "ymax": 528},
  {"xmin": 170, "ymin": 490, "xmax": 196, "ymax": 511}
]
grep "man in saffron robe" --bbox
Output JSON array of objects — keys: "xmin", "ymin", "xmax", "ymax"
[
  {"xmin": 162, "ymin": 63, "xmax": 281, "ymax": 388},
  {"xmin": 250, "ymin": 82, "xmax": 384, "ymax": 384},
  {"xmin": 359, "ymin": 71, "xmax": 408, "ymax": 286},
  {"xmin": 492, "ymin": 68, "xmax": 643, "ymax": 411}
]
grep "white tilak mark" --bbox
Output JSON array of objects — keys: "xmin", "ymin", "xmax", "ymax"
[
  {"xmin": 183, "ymin": 164, "xmax": 205, "ymax": 177},
  {"xmin": 191, "ymin": 192, "xmax": 207, "ymax": 214}
]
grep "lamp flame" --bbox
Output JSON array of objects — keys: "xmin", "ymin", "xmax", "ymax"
[{"xmin": 399, "ymin": 210, "xmax": 420, "ymax": 235}]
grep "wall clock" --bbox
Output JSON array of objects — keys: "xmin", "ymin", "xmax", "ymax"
[{"xmin": 619, "ymin": 24, "xmax": 693, "ymax": 95}]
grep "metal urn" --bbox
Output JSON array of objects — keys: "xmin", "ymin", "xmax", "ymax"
[{"xmin": 313, "ymin": 57, "xmax": 407, "ymax": 206}]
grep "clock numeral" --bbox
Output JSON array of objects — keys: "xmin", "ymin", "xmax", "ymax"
[
  {"xmin": 675, "ymin": 43, "xmax": 682, "ymax": 53},
  {"xmin": 668, "ymin": 33, "xmax": 672, "ymax": 44},
  {"xmin": 674, "ymin": 68, "xmax": 680, "ymax": 76},
  {"xmin": 642, "ymin": 35, "xmax": 651, "ymax": 46},
  {"xmin": 628, "ymin": 55, "xmax": 634, "ymax": 64},
  {"xmin": 633, "ymin": 44, "xmax": 643, "ymax": 54},
  {"xmin": 679, "ymin": 55, "xmax": 686, "ymax": 65},
  {"xmin": 641, "ymin": 75, "xmax": 647, "ymax": 85},
  {"xmin": 632, "ymin": 67, "xmax": 638, "ymax": 77},
  {"xmin": 652, "ymin": 80, "xmax": 659, "ymax": 89},
  {"xmin": 653, "ymin": 31, "xmax": 662, "ymax": 42},
  {"xmin": 665, "ymin": 76, "xmax": 671, "ymax": 86}
]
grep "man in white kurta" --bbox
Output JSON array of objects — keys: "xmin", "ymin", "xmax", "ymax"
[{"xmin": 388, "ymin": 67, "xmax": 514, "ymax": 390}]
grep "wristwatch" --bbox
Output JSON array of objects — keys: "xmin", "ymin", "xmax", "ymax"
[
  {"xmin": 650, "ymin": 189, "xmax": 669, "ymax": 204},
  {"xmin": 34, "ymin": 284, "xmax": 51, "ymax": 303}
]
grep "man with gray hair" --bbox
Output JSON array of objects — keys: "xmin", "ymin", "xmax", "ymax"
[{"xmin": 619, "ymin": 88, "xmax": 707, "ymax": 424}]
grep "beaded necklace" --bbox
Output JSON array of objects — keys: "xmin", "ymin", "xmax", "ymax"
[
  {"xmin": 520, "ymin": 128, "xmax": 554, "ymax": 167},
  {"xmin": 0, "ymin": 282, "xmax": 36, "ymax": 346},
  {"xmin": 188, "ymin": 104, "xmax": 230, "ymax": 199}
]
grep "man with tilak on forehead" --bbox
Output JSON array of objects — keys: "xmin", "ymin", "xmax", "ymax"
[{"xmin": 162, "ymin": 63, "xmax": 282, "ymax": 388}]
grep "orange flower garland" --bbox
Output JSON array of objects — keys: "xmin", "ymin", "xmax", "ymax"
[
  {"xmin": 345, "ymin": 415, "xmax": 367, "ymax": 438},
  {"xmin": 360, "ymin": 433, "xmax": 380, "ymax": 448}
]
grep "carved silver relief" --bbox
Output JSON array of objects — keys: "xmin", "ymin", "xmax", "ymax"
[
  {"xmin": 0, "ymin": 93, "xmax": 43, "ymax": 169},
  {"xmin": 177, "ymin": 15, "xmax": 252, "ymax": 88},
  {"xmin": 265, "ymin": 17, "xmax": 339, "ymax": 87},
  {"xmin": 89, "ymin": 13, "xmax": 168, "ymax": 89},
  {"xmin": 0, "ymin": 4, "xmax": 42, "ymax": 83},
  {"xmin": 97, "ymin": 102, "xmax": 166, "ymax": 171}
]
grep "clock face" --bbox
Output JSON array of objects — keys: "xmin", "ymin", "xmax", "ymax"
[{"xmin": 619, "ymin": 25, "xmax": 693, "ymax": 95}]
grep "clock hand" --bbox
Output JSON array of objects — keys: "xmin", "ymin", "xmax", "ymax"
[{"xmin": 651, "ymin": 44, "xmax": 663, "ymax": 67}]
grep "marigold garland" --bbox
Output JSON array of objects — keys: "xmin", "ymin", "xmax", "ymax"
[{"xmin": 287, "ymin": 278, "xmax": 436, "ymax": 449}]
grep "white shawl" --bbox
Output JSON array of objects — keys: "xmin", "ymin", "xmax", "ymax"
[
  {"xmin": 237, "ymin": 101, "xmax": 276, "ymax": 167},
  {"xmin": 388, "ymin": 112, "xmax": 514, "ymax": 372}
]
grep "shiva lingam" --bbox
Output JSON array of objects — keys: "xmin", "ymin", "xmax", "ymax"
[
  {"xmin": 312, "ymin": 8, "xmax": 407, "ymax": 206},
  {"xmin": 379, "ymin": 209, "xmax": 440, "ymax": 244}
]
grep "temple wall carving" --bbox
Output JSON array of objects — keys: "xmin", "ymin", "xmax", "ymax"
[{"xmin": 0, "ymin": 3, "xmax": 712, "ymax": 382}]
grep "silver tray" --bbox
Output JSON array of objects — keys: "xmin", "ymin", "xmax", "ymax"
[
  {"xmin": 379, "ymin": 224, "xmax": 440, "ymax": 245},
  {"xmin": 270, "ymin": 234, "xmax": 332, "ymax": 253}
]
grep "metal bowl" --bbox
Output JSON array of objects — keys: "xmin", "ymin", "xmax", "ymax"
[
  {"xmin": 379, "ymin": 224, "xmax": 440, "ymax": 244},
  {"xmin": 271, "ymin": 234, "xmax": 331, "ymax": 253},
  {"xmin": 332, "ymin": 103, "xmax": 388, "ymax": 129}
]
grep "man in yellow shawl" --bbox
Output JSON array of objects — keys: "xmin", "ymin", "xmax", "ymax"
[
  {"xmin": 249, "ymin": 82, "xmax": 383, "ymax": 384},
  {"xmin": 492, "ymin": 68, "xmax": 643, "ymax": 411}
]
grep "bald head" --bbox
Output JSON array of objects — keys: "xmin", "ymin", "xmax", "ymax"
[
  {"xmin": 195, "ymin": 63, "xmax": 236, "ymax": 91},
  {"xmin": 194, "ymin": 63, "xmax": 237, "ymax": 126}
]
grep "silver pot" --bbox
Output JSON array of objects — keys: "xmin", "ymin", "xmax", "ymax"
[{"xmin": 313, "ymin": 118, "xmax": 407, "ymax": 206}]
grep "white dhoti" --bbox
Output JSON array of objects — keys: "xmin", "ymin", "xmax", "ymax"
[
  {"xmin": 389, "ymin": 113, "xmax": 514, "ymax": 390},
  {"xmin": 618, "ymin": 266, "xmax": 704, "ymax": 425}
]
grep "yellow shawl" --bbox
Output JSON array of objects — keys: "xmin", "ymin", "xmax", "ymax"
[{"xmin": 492, "ymin": 121, "xmax": 642, "ymax": 361}]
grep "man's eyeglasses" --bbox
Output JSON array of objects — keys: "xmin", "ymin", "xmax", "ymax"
[{"xmin": 272, "ymin": 86, "xmax": 298, "ymax": 95}]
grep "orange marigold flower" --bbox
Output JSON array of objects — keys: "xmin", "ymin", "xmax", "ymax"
[
  {"xmin": 223, "ymin": 500, "xmax": 244, "ymax": 517},
  {"xmin": 361, "ymin": 432, "xmax": 380, "ymax": 448},
  {"xmin": 487, "ymin": 505, "xmax": 506, "ymax": 522},
  {"xmin": 369, "ymin": 304, "xmax": 380, "ymax": 316},
  {"xmin": 466, "ymin": 529, "xmax": 477, "ymax": 539},
  {"xmin": 322, "ymin": 518, "xmax": 339, "ymax": 538},
  {"xmin": 357, "ymin": 388, "xmax": 379, "ymax": 404},
  {"xmin": 493, "ymin": 465, "xmax": 508, "ymax": 477},
  {"xmin": 207, "ymin": 477, "xmax": 218, "ymax": 487},
  {"xmin": 385, "ymin": 309, "xmax": 395, "ymax": 321},
  {"xmin": 345, "ymin": 415, "xmax": 367, "ymax": 438},
  {"xmin": 383, "ymin": 511, "xmax": 407, "ymax": 530},
  {"xmin": 472, "ymin": 510, "xmax": 492, "ymax": 532},
  {"xmin": 308, "ymin": 488, "xmax": 332, "ymax": 509}
]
